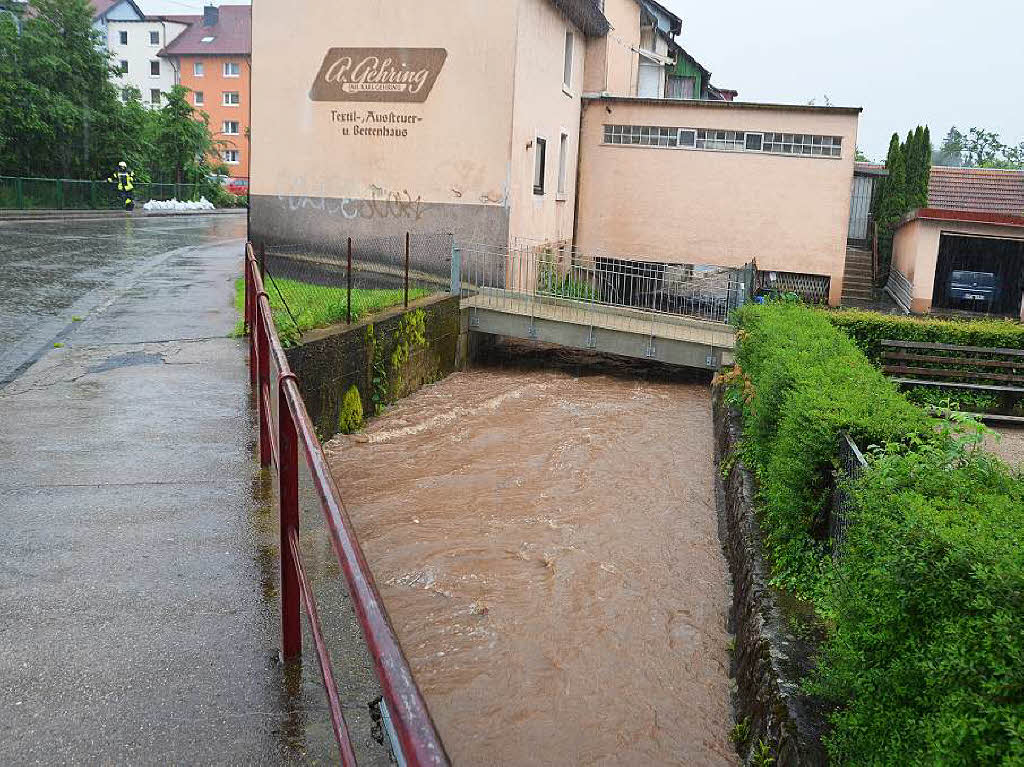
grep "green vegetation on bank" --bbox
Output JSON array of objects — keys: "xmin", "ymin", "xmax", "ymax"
[
  {"xmin": 233, "ymin": 277, "xmax": 428, "ymax": 346},
  {"xmin": 723, "ymin": 300, "xmax": 1024, "ymax": 765}
]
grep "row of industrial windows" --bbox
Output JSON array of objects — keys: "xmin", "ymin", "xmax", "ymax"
[{"xmin": 602, "ymin": 125, "xmax": 844, "ymax": 158}]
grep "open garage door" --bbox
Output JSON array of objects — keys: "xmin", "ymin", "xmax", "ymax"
[{"xmin": 931, "ymin": 233, "xmax": 1024, "ymax": 316}]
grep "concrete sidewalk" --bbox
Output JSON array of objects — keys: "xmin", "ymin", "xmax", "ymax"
[{"xmin": 0, "ymin": 231, "xmax": 387, "ymax": 763}]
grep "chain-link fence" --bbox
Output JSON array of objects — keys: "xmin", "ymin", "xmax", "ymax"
[
  {"xmin": 256, "ymin": 232, "xmax": 455, "ymax": 345},
  {"xmin": 831, "ymin": 431, "xmax": 867, "ymax": 557},
  {"xmin": 0, "ymin": 176, "xmax": 207, "ymax": 210}
]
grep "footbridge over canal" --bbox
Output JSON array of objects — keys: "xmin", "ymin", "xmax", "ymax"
[{"xmin": 455, "ymin": 244, "xmax": 746, "ymax": 370}]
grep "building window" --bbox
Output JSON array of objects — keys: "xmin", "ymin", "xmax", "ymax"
[
  {"xmin": 533, "ymin": 137, "xmax": 546, "ymax": 195},
  {"xmin": 119, "ymin": 60, "xmax": 128, "ymax": 74},
  {"xmin": 637, "ymin": 59, "xmax": 662, "ymax": 98},
  {"xmin": 194, "ymin": 91, "xmax": 204, "ymax": 106},
  {"xmin": 149, "ymin": 30, "xmax": 159, "ymax": 45},
  {"xmin": 603, "ymin": 124, "xmax": 679, "ymax": 147},
  {"xmin": 223, "ymin": 91, "xmax": 240, "ymax": 106},
  {"xmin": 562, "ymin": 31, "xmax": 573, "ymax": 90},
  {"xmin": 193, "ymin": 61, "xmax": 204, "ymax": 77},
  {"xmin": 222, "ymin": 120, "xmax": 239, "ymax": 135},
  {"xmin": 666, "ymin": 75, "xmax": 695, "ymax": 100},
  {"xmin": 602, "ymin": 123, "xmax": 843, "ymax": 158},
  {"xmin": 223, "ymin": 61, "xmax": 240, "ymax": 77},
  {"xmin": 118, "ymin": 30, "xmax": 127, "ymax": 45},
  {"xmin": 150, "ymin": 89, "xmax": 161, "ymax": 105},
  {"xmin": 557, "ymin": 132, "xmax": 569, "ymax": 197},
  {"xmin": 150, "ymin": 60, "xmax": 160, "ymax": 77},
  {"xmin": 222, "ymin": 149, "xmax": 239, "ymax": 165}
]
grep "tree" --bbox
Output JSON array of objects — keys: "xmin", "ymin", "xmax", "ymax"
[
  {"xmin": 875, "ymin": 133, "xmax": 908, "ymax": 280},
  {"xmin": 904, "ymin": 125, "xmax": 930, "ymax": 210},
  {"xmin": 934, "ymin": 127, "xmax": 965, "ymax": 167},
  {"xmin": 855, "ymin": 147, "xmax": 870, "ymax": 162},
  {"xmin": 963, "ymin": 127, "xmax": 1005, "ymax": 168}
]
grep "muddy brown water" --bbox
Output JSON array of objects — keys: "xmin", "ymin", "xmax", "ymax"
[{"xmin": 324, "ymin": 348, "xmax": 736, "ymax": 765}]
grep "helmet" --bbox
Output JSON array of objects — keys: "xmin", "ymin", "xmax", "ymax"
[{"xmin": 118, "ymin": 161, "xmax": 127, "ymax": 168}]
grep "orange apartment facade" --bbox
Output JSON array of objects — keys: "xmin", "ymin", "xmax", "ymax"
[{"xmin": 160, "ymin": 5, "xmax": 251, "ymax": 183}]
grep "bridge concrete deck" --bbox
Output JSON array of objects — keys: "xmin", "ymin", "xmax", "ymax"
[{"xmin": 461, "ymin": 292, "xmax": 735, "ymax": 369}]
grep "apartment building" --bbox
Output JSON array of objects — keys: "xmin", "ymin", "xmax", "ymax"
[
  {"xmin": 159, "ymin": 5, "xmax": 252, "ymax": 181},
  {"xmin": 250, "ymin": 0, "xmax": 861, "ymax": 303},
  {"xmin": 89, "ymin": 0, "xmax": 187, "ymax": 108}
]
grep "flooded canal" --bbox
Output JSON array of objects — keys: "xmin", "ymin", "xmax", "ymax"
[{"xmin": 324, "ymin": 348, "xmax": 736, "ymax": 765}]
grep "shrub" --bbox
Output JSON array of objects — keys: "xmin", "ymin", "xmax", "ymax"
[
  {"xmin": 826, "ymin": 309, "xmax": 1024, "ymax": 365},
  {"xmin": 337, "ymin": 385, "xmax": 363, "ymax": 433},
  {"xmin": 811, "ymin": 443, "xmax": 1024, "ymax": 765},
  {"xmin": 731, "ymin": 301, "xmax": 934, "ymax": 597}
]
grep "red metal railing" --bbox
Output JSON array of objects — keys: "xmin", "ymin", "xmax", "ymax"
[{"xmin": 244, "ymin": 242, "xmax": 449, "ymax": 766}]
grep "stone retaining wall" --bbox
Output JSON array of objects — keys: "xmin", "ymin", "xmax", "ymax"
[
  {"xmin": 285, "ymin": 294, "xmax": 462, "ymax": 440},
  {"xmin": 713, "ymin": 385, "xmax": 829, "ymax": 766}
]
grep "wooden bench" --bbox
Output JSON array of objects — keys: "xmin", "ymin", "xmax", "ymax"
[{"xmin": 881, "ymin": 339, "xmax": 1024, "ymax": 424}]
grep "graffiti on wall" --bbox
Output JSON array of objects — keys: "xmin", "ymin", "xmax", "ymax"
[{"xmin": 276, "ymin": 179, "xmax": 425, "ymax": 221}]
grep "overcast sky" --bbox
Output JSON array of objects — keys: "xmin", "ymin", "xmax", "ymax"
[
  {"xmin": 141, "ymin": 0, "xmax": 1021, "ymax": 162},
  {"xmin": 659, "ymin": 0, "xmax": 1024, "ymax": 161}
]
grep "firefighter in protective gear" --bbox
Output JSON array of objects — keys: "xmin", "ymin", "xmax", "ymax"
[{"xmin": 107, "ymin": 161, "xmax": 135, "ymax": 211}]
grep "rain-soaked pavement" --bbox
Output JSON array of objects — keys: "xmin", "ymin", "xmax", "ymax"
[{"xmin": 0, "ymin": 215, "xmax": 388, "ymax": 763}]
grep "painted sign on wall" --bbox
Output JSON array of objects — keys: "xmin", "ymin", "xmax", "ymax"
[{"xmin": 310, "ymin": 48, "xmax": 447, "ymax": 102}]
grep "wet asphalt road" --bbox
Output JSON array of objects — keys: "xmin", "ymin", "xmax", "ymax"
[{"xmin": 0, "ymin": 215, "xmax": 389, "ymax": 764}]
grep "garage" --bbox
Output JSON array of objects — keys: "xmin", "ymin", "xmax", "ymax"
[{"xmin": 931, "ymin": 233, "xmax": 1024, "ymax": 316}]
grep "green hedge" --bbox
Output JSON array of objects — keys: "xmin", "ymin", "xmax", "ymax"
[
  {"xmin": 826, "ymin": 309, "xmax": 1024, "ymax": 364},
  {"xmin": 811, "ymin": 445, "xmax": 1024, "ymax": 765},
  {"xmin": 731, "ymin": 301, "xmax": 934, "ymax": 598}
]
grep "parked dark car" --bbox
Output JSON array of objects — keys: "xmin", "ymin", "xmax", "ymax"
[{"xmin": 948, "ymin": 270, "xmax": 998, "ymax": 303}]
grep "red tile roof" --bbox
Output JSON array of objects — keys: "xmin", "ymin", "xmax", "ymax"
[
  {"xmin": 928, "ymin": 166, "xmax": 1024, "ymax": 217},
  {"xmin": 159, "ymin": 5, "xmax": 250, "ymax": 57}
]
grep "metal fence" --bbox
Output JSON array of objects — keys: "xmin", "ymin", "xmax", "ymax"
[
  {"xmin": 457, "ymin": 238, "xmax": 754, "ymax": 325},
  {"xmin": 245, "ymin": 244, "xmax": 449, "ymax": 766},
  {"xmin": 0, "ymin": 175, "xmax": 206, "ymax": 210},
  {"xmin": 831, "ymin": 431, "xmax": 868, "ymax": 556},
  {"xmin": 256, "ymin": 233, "xmax": 455, "ymax": 343}
]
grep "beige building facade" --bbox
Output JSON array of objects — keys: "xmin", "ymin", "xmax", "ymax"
[
  {"xmin": 250, "ymin": 0, "xmax": 862, "ymax": 305},
  {"xmin": 575, "ymin": 97, "xmax": 860, "ymax": 304}
]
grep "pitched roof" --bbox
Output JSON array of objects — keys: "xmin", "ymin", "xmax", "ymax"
[
  {"xmin": 928, "ymin": 166, "xmax": 1024, "ymax": 217},
  {"xmin": 548, "ymin": 0, "xmax": 609, "ymax": 37},
  {"xmin": 159, "ymin": 5, "xmax": 250, "ymax": 57},
  {"xmin": 89, "ymin": 0, "xmax": 144, "ymax": 20}
]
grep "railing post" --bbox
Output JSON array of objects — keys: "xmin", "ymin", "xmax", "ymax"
[
  {"xmin": 404, "ymin": 231, "xmax": 410, "ymax": 309},
  {"xmin": 279, "ymin": 380, "xmax": 301, "ymax": 659},
  {"xmin": 450, "ymin": 244, "xmax": 461, "ymax": 296},
  {"xmin": 346, "ymin": 236, "xmax": 353, "ymax": 325},
  {"xmin": 257, "ymin": 302, "xmax": 271, "ymax": 467}
]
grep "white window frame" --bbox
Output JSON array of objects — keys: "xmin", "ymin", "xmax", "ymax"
[
  {"xmin": 119, "ymin": 59, "xmax": 128, "ymax": 75},
  {"xmin": 533, "ymin": 136, "xmax": 547, "ymax": 196},
  {"xmin": 678, "ymin": 128, "xmax": 696, "ymax": 148},
  {"xmin": 149, "ymin": 30, "xmax": 159, "ymax": 45},
  {"xmin": 222, "ymin": 149, "xmax": 240, "ymax": 165},
  {"xmin": 150, "ymin": 88, "xmax": 161, "ymax": 105},
  {"xmin": 745, "ymin": 132, "xmax": 764, "ymax": 151},
  {"xmin": 193, "ymin": 61, "xmax": 204, "ymax": 77},
  {"xmin": 222, "ymin": 91, "xmax": 240, "ymax": 106},
  {"xmin": 222, "ymin": 120, "xmax": 239, "ymax": 135},
  {"xmin": 118, "ymin": 30, "xmax": 127, "ymax": 45},
  {"xmin": 562, "ymin": 31, "xmax": 574, "ymax": 93},
  {"xmin": 223, "ymin": 61, "xmax": 241, "ymax": 78},
  {"xmin": 193, "ymin": 91, "xmax": 204, "ymax": 106},
  {"xmin": 149, "ymin": 60, "xmax": 160, "ymax": 78},
  {"xmin": 557, "ymin": 131, "xmax": 569, "ymax": 199}
]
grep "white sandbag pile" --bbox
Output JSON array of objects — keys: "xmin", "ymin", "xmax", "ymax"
[{"xmin": 142, "ymin": 197, "xmax": 216, "ymax": 212}]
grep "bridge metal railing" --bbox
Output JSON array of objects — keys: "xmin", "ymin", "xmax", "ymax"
[
  {"xmin": 244, "ymin": 242, "xmax": 449, "ymax": 767},
  {"xmin": 455, "ymin": 238, "xmax": 754, "ymax": 326}
]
